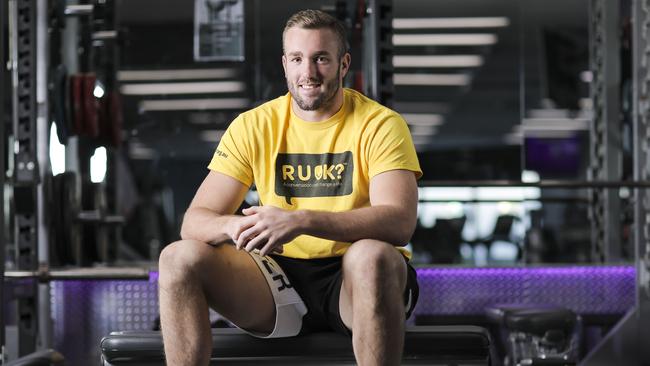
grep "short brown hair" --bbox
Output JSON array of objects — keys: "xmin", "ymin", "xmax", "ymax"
[{"xmin": 283, "ymin": 9, "xmax": 349, "ymax": 58}]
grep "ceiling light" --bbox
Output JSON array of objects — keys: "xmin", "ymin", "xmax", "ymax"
[
  {"xmin": 394, "ymin": 73, "xmax": 470, "ymax": 86},
  {"xmin": 528, "ymin": 109, "xmax": 572, "ymax": 118},
  {"xmin": 522, "ymin": 118, "xmax": 590, "ymax": 131},
  {"xmin": 394, "ymin": 101, "xmax": 451, "ymax": 114},
  {"xmin": 393, "ymin": 17, "xmax": 510, "ymax": 29},
  {"xmin": 402, "ymin": 113, "xmax": 444, "ymax": 126},
  {"xmin": 409, "ymin": 125, "xmax": 437, "ymax": 136},
  {"xmin": 523, "ymin": 130, "xmax": 578, "ymax": 138},
  {"xmin": 393, "ymin": 34, "xmax": 498, "ymax": 46},
  {"xmin": 118, "ymin": 68, "xmax": 238, "ymax": 81},
  {"xmin": 528, "ymin": 108, "xmax": 593, "ymax": 119},
  {"xmin": 393, "ymin": 55, "xmax": 483, "ymax": 68},
  {"xmin": 139, "ymin": 98, "xmax": 250, "ymax": 112},
  {"xmin": 121, "ymin": 81, "xmax": 245, "ymax": 95}
]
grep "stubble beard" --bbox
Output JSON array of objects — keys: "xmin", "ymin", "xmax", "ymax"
[{"xmin": 288, "ymin": 66, "xmax": 341, "ymax": 112}]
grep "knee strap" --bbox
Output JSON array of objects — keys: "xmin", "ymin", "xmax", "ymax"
[{"xmin": 246, "ymin": 251, "xmax": 308, "ymax": 338}]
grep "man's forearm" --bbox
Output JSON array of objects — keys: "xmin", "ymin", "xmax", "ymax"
[
  {"xmin": 180, "ymin": 207, "xmax": 237, "ymax": 245},
  {"xmin": 297, "ymin": 205, "xmax": 416, "ymax": 246}
]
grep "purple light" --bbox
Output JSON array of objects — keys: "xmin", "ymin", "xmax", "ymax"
[
  {"xmin": 149, "ymin": 270, "xmax": 159, "ymax": 283},
  {"xmin": 414, "ymin": 265, "xmax": 635, "ymax": 316}
]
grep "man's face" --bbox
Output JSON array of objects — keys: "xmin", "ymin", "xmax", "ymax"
[{"xmin": 282, "ymin": 27, "xmax": 349, "ymax": 112}]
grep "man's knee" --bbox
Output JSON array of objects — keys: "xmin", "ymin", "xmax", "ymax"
[
  {"xmin": 343, "ymin": 239, "xmax": 407, "ymax": 287},
  {"xmin": 159, "ymin": 239, "xmax": 217, "ymax": 282}
]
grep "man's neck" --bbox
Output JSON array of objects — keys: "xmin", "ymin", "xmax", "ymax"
[{"xmin": 292, "ymin": 89, "xmax": 345, "ymax": 122}]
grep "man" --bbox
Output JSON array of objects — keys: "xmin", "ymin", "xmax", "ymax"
[{"xmin": 159, "ymin": 9, "xmax": 422, "ymax": 366}]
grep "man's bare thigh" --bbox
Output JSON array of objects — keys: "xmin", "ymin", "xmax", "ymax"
[{"xmin": 195, "ymin": 242, "xmax": 276, "ymax": 334}]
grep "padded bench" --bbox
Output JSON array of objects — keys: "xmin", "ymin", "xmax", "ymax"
[
  {"xmin": 486, "ymin": 304, "xmax": 579, "ymax": 365},
  {"xmin": 100, "ymin": 326, "xmax": 492, "ymax": 365}
]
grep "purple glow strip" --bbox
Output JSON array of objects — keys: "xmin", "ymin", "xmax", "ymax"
[
  {"xmin": 413, "ymin": 265, "xmax": 635, "ymax": 315},
  {"xmin": 149, "ymin": 270, "xmax": 159, "ymax": 283}
]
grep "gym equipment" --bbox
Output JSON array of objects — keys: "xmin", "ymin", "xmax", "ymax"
[
  {"xmin": 82, "ymin": 73, "xmax": 100, "ymax": 138},
  {"xmin": 50, "ymin": 0, "xmax": 121, "ymax": 143},
  {"xmin": 3, "ymin": 349, "xmax": 64, "ymax": 366},
  {"xmin": 5, "ymin": 266, "xmax": 152, "ymax": 281},
  {"xmin": 411, "ymin": 217, "xmax": 466, "ymax": 264},
  {"xmin": 97, "ymin": 90, "xmax": 123, "ymax": 147},
  {"xmin": 486, "ymin": 304, "xmax": 579, "ymax": 366},
  {"xmin": 68, "ymin": 72, "xmax": 100, "ymax": 138},
  {"xmin": 33, "ymin": 265, "xmax": 632, "ymax": 363},
  {"xmin": 70, "ymin": 73, "xmax": 85, "ymax": 136},
  {"xmin": 100, "ymin": 326, "xmax": 493, "ymax": 365},
  {"xmin": 49, "ymin": 64, "xmax": 70, "ymax": 143},
  {"xmin": 47, "ymin": 172, "xmax": 124, "ymax": 266}
]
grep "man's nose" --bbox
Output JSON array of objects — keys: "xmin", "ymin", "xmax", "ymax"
[{"xmin": 301, "ymin": 59, "xmax": 318, "ymax": 78}]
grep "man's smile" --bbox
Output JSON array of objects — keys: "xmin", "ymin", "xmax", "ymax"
[
  {"xmin": 299, "ymin": 82, "xmax": 322, "ymax": 89},
  {"xmin": 298, "ymin": 82, "xmax": 322, "ymax": 96}
]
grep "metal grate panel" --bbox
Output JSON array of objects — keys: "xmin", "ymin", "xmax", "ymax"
[{"xmin": 414, "ymin": 266, "xmax": 634, "ymax": 316}]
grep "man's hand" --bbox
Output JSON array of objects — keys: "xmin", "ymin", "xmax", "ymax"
[{"xmin": 232, "ymin": 206, "xmax": 303, "ymax": 256}]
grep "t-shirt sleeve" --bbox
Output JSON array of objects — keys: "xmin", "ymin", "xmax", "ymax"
[
  {"xmin": 207, "ymin": 115, "xmax": 254, "ymax": 187},
  {"xmin": 366, "ymin": 112, "xmax": 423, "ymax": 180}
]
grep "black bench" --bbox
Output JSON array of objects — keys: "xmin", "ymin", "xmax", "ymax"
[
  {"xmin": 101, "ymin": 326, "xmax": 492, "ymax": 365},
  {"xmin": 486, "ymin": 304, "xmax": 579, "ymax": 365}
]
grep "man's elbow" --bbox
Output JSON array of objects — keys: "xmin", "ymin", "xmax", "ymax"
[
  {"xmin": 179, "ymin": 211, "xmax": 193, "ymax": 240},
  {"xmin": 395, "ymin": 227, "xmax": 415, "ymax": 246},
  {"xmin": 387, "ymin": 219, "xmax": 416, "ymax": 247},
  {"xmin": 383, "ymin": 207, "xmax": 416, "ymax": 246},
  {"xmin": 179, "ymin": 222, "xmax": 191, "ymax": 241}
]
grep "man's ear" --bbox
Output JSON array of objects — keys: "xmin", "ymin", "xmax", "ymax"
[
  {"xmin": 340, "ymin": 53, "xmax": 351, "ymax": 78},
  {"xmin": 281, "ymin": 54, "xmax": 287, "ymax": 76}
]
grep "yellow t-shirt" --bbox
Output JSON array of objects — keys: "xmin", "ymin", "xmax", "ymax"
[{"xmin": 208, "ymin": 88, "xmax": 422, "ymax": 259}]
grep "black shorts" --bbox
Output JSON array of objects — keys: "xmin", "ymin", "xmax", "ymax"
[{"xmin": 269, "ymin": 253, "xmax": 419, "ymax": 336}]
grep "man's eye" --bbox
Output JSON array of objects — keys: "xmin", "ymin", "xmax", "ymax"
[
  {"xmin": 316, "ymin": 56, "xmax": 328, "ymax": 63},
  {"xmin": 292, "ymin": 57, "xmax": 301, "ymax": 63}
]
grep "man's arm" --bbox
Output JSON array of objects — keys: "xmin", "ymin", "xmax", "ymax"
[
  {"xmin": 299, "ymin": 169, "xmax": 418, "ymax": 246},
  {"xmin": 237, "ymin": 169, "xmax": 418, "ymax": 255},
  {"xmin": 180, "ymin": 170, "xmax": 251, "ymax": 245}
]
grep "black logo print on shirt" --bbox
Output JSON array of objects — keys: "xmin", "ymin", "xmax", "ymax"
[{"xmin": 274, "ymin": 152, "xmax": 354, "ymax": 204}]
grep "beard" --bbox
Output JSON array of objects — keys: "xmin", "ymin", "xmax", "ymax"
[{"xmin": 287, "ymin": 66, "xmax": 341, "ymax": 111}]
